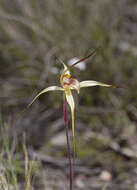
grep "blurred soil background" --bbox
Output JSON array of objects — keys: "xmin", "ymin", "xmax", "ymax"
[{"xmin": 0, "ymin": 0, "xmax": 137, "ymax": 189}]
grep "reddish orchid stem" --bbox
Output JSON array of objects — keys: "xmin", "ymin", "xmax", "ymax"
[{"xmin": 63, "ymin": 97, "xmax": 73, "ymax": 190}]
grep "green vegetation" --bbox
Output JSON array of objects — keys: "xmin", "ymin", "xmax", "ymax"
[{"xmin": 0, "ymin": 117, "xmax": 36, "ymax": 190}]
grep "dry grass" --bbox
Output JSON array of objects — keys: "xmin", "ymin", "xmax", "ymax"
[{"xmin": 0, "ymin": 118, "xmax": 36, "ymax": 190}]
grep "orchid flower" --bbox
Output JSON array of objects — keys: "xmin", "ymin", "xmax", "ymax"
[{"xmin": 26, "ymin": 49, "xmax": 114, "ymax": 159}]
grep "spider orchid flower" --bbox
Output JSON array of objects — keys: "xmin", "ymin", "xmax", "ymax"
[{"xmin": 27, "ymin": 49, "xmax": 115, "ymax": 158}]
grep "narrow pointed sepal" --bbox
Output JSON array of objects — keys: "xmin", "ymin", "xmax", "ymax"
[
  {"xmin": 16, "ymin": 86, "xmax": 64, "ymax": 120},
  {"xmin": 65, "ymin": 90, "xmax": 76, "ymax": 159},
  {"xmin": 27, "ymin": 86, "xmax": 64, "ymax": 108},
  {"xmin": 80, "ymin": 80, "xmax": 113, "ymax": 88}
]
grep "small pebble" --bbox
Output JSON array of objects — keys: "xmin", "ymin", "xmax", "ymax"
[
  {"xmin": 76, "ymin": 175, "xmax": 85, "ymax": 188},
  {"xmin": 100, "ymin": 170, "xmax": 112, "ymax": 181},
  {"xmin": 68, "ymin": 57, "xmax": 86, "ymax": 71}
]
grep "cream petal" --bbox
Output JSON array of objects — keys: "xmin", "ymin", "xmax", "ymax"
[
  {"xmin": 65, "ymin": 90, "xmax": 76, "ymax": 158},
  {"xmin": 65, "ymin": 90, "xmax": 75, "ymax": 112},
  {"xmin": 27, "ymin": 86, "xmax": 64, "ymax": 108},
  {"xmin": 80, "ymin": 80, "xmax": 112, "ymax": 88}
]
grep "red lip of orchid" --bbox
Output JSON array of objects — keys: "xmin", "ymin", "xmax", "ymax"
[
  {"xmin": 25, "ymin": 48, "xmax": 115, "ymax": 159},
  {"xmin": 62, "ymin": 76, "xmax": 80, "ymax": 93}
]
